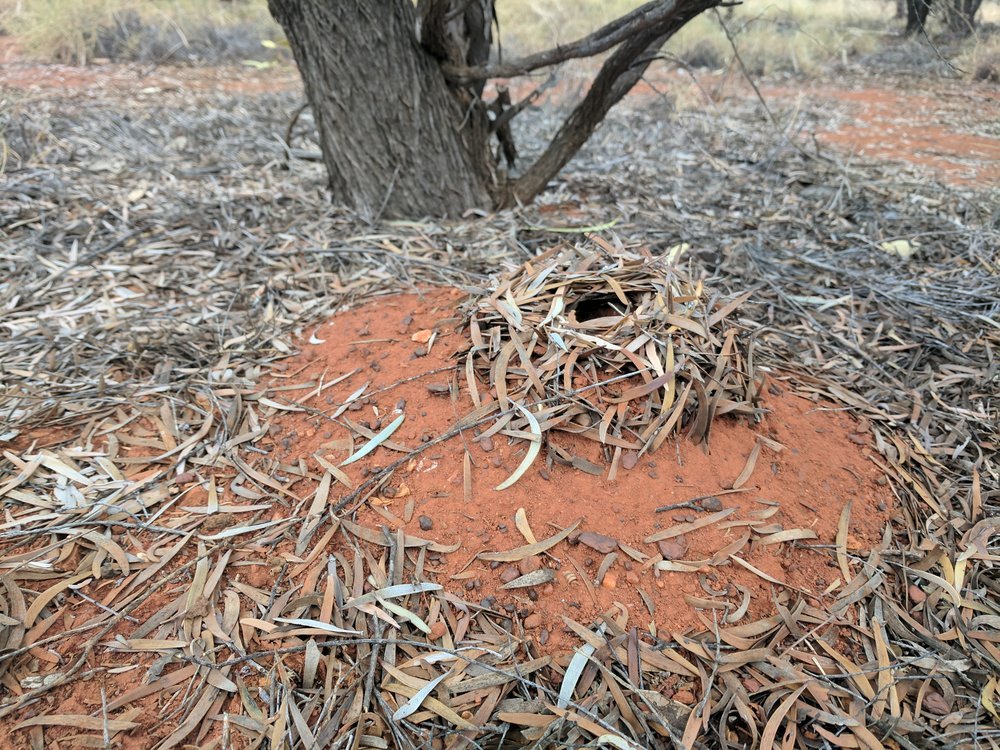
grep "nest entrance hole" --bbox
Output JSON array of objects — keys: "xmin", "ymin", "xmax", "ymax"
[{"xmin": 569, "ymin": 291, "xmax": 641, "ymax": 322}]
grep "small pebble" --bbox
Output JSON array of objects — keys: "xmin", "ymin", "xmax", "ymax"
[
  {"xmin": 908, "ymin": 584, "xmax": 927, "ymax": 604},
  {"xmin": 479, "ymin": 435, "xmax": 495, "ymax": 452},
  {"xmin": 523, "ymin": 613, "xmax": 542, "ymax": 629},
  {"xmin": 428, "ymin": 621, "xmax": 447, "ymax": 640},
  {"xmin": 673, "ymin": 690, "xmax": 695, "ymax": 705},
  {"xmin": 418, "ymin": 515, "xmax": 434, "ymax": 531},
  {"xmin": 658, "ymin": 536, "xmax": 688, "ymax": 560},
  {"xmin": 625, "ymin": 572, "xmax": 640, "ymax": 585},
  {"xmin": 699, "ymin": 495, "xmax": 723, "ymax": 511},
  {"xmin": 518, "ymin": 556, "xmax": 541, "ymax": 575},
  {"xmin": 500, "ymin": 567, "xmax": 520, "ymax": 584},
  {"xmin": 578, "ymin": 531, "xmax": 618, "ymax": 554},
  {"xmin": 922, "ymin": 689, "xmax": 951, "ymax": 715}
]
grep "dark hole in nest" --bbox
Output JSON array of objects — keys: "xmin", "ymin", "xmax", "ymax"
[{"xmin": 570, "ymin": 292, "xmax": 639, "ymax": 322}]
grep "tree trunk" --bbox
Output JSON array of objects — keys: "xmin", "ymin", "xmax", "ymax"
[
  {"xmin": 268, "ymin": 0, "xmax": 494, "ymax": 219},
  {"xmin": 905, "ymin": 0, "xmax": 933, "ymax": 34},
  {"xmin": 945, "ymin": 0, "xmax": 982, "ymax": 35},
  {"xmin": 271, "ymin": 0, "xmax": 722, "ymax": 219}
]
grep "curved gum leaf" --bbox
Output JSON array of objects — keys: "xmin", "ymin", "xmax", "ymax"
[
  {"xmin": 341, "ymin": 412, "xmax": 404, "ymax": 466},
  {"xmin": 495, "ymin": 403, "xmax": 541, "ymax": 491}
]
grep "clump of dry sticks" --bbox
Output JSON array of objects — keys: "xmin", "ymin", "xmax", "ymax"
[{"xmin": 463, "ymin": 242, "xmax": 757, "ymax": 480}]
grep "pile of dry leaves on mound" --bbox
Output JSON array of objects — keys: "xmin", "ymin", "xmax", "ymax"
[{"xmin": 462, "ymin": 243, "xmax": 756, "ymax": 463}]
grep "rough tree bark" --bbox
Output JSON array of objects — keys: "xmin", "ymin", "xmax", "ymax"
[
  {"xmin": 269, "ymin": 0, "xmax": 723, "ymax": 219},
  {"xmin": 268, "ymin": 0, "xmax": 495, "ymax": 218},
  {"xmin": 906, "ymin": 0, "xmax": 933, "ymax": 34},
  {"xmin": 945, "ymin": 0, "xmax": 982, "ymax": 35},
  {"xmin": 906, "ymin": 0, "xmax": 982, "ymax": 36}
]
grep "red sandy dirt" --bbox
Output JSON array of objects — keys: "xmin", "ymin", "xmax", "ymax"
[
  {"xmin": 757, "ymin": 81, "xmax": 1000, "ymax": 186},
  {"xmin": 0, "ymin": 58, "xmax": 299, "ymax": 96},
  {"xmin": 260, "ymin": 287, "xmax": 892, "ymax": 651}
]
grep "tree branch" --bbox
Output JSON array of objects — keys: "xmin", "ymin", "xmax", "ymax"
[
  {"xmin": 506, "ymin": 0, "xmax": 722, "ymax": 207},
  {"xmin": 443, "ymin": 0, "xmax": 713, "ymax": 83}
]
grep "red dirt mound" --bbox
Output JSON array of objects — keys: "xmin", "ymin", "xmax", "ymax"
[{"xmin": 260, "ymin": 287, "xmax": 892, "ymax": 650}]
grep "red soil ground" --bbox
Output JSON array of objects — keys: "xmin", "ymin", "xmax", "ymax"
[
  {"xmin": 757, "ymin": 80, "xmax": 1000, "ymax": 186},
  {"xmin": 259, "ymin": 288, "xmax": 892, "ymax": 650}
]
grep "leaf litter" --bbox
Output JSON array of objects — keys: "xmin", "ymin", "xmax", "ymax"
[{"xmin": 0, "ymin": 64, "xmax": 997, "ymax": 749}]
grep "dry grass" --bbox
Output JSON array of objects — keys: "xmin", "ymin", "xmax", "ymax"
[
  {"xmin": 959, "ymin": 26, "xmax": 1000, "ymax": 81},
  {"xmin": 498, "ymin": 0, "xmax": 1000, "ymax": 77},
  {"xmin": 0, "ymin": 0, "xmax": 280, "ymax": 64},
  {"xmin": 2, "ymin": 0, "xmax": 997, "ymax": 77},
  {"xmin": 499, "ymin": 0, "xmax": 892, "ymax": 75}
]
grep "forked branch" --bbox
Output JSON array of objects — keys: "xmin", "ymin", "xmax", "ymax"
[
  {"xmin": 443, "ymin": 0, "xmax": 734, "ymax": 84},
  {"xmin": 505, "ymin": 0, "xmax": 723, "ymax": 207}
]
